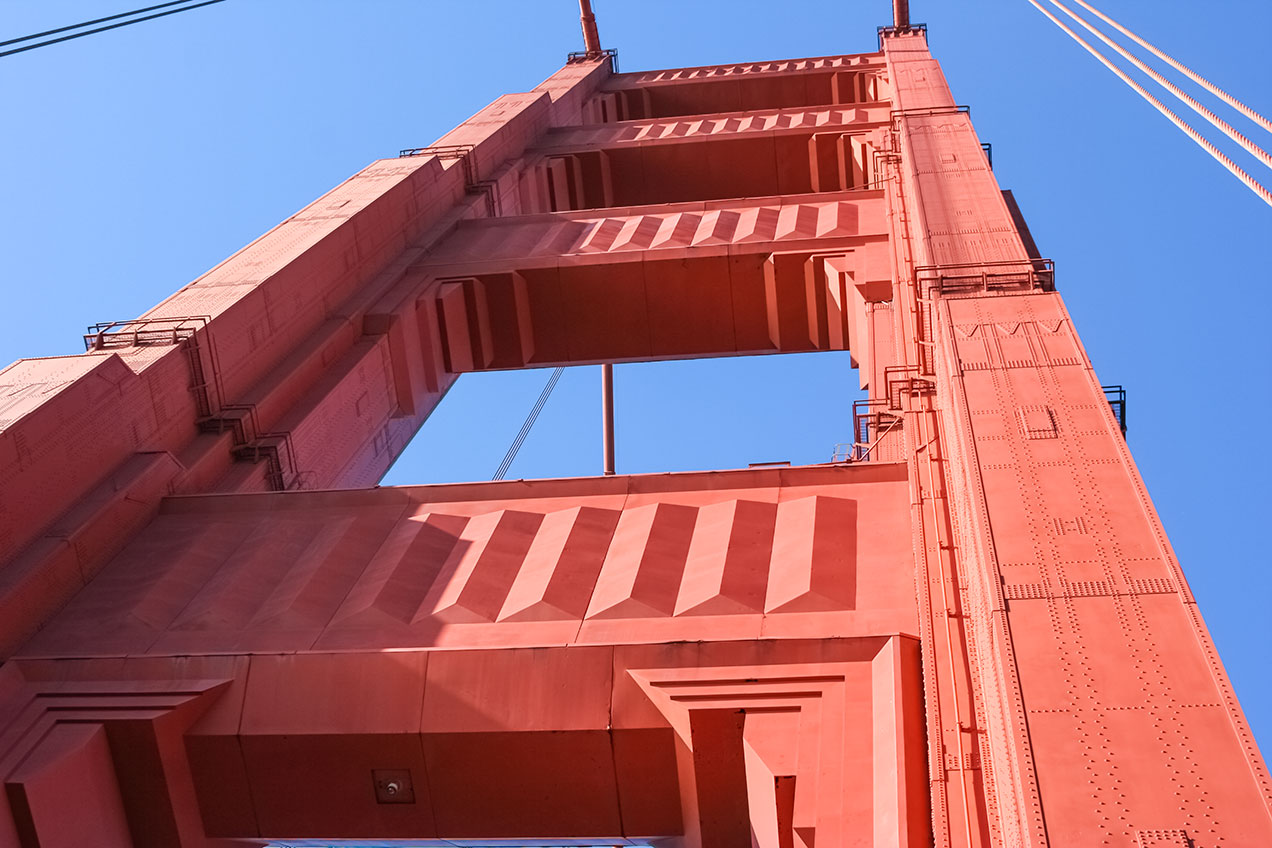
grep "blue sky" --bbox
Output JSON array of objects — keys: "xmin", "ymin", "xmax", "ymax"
[{"xmin": 2, "ymin": 0, "xmax": 1269, "ymax": 768}]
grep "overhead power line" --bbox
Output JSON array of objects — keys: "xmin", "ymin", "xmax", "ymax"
[
  {"xmin": 0, "ymin": 0, "xmax": 226, "ymax": 59},
  {"xmin": 1026, "ymin": 0, "xmax": 1272, "ymax": 209}
]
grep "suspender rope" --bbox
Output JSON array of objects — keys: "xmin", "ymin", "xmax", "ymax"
[
  {"xmin": 1026, "ymin": 0, "xmax": 1272, "ymax": 209},
  {"xmin": 1047, "ymin": 0, "xmax": 1272, "ymax": 174},
  {"xmin": 1067, "ymin": 0, "xmax": 1272, "ymax": 137}
]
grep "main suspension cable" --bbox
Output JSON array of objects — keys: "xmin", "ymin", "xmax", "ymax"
[
  {"xmin": 1067, "ymin": 0, "xmax": 1272, "ymax": 137},
  {"xmin": 1047, "ymin": 0, "xmax": 1272, "ymax": 174},
  {"xmin": 1026, "ymin": 0, "xmax": 1272, "ymax": 209},
  {"xmin": 492, "ymin": 367, "xmax": 565, "ymax": 481}
]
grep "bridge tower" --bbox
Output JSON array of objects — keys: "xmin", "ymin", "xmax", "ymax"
[{"xmin": 0, "ymin": 14, "xmax": 1267, "ymax": 848}]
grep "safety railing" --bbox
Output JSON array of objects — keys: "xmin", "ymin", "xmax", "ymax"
[
  {"xmin": 1102, "ymin": 384, "xmax": 1127, "ymax": 434},
  {"xmin": 877, "ymin": 22, "xmax": 928, "ymax": 48},
  {"xmin": 915, "ymin": 258, "xmax": 1055, "ymax": 297},
  {"xmin": 83, "ymin": 315, "xmax": 209, "ymax": 351},
  {"xmin": 567, "ymin": 47, "xmax": 619, "ymax": 71}
]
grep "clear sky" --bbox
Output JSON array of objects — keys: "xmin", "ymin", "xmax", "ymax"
[{"xmin": 2, "ymin": 0, "xmax": 1269, "ymax": 770}]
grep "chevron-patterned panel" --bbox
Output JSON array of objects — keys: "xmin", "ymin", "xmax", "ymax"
[{"xmin": 17, "ymin": 466, "xmax": 915, "ymax": 656}]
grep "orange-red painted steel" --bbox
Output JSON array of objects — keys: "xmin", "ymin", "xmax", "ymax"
[{"xmin": 0, "ymin": 24, "xmax": 1268, "ymax": 848}]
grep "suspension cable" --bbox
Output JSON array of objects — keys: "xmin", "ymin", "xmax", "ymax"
[
  {"xmin": 0, "ymin": 0, "xmax": 225, "ymax": 59},
  {"xmin": 0, "ymin": 1, "xmax": 199, "ymax": 47},
  {"xmin": 1026, "ymin": 0, "xmax": 1272, "ymax": 209},
  {"xmin": 1047, "ymin": 0, "xmax": 1272, "ymax": 174},
  {"xmin": 492, "ymin": 367, "xmax": 565, "ymax": 481},
  {"xmin": 1066, "ymin": 0, "xmax": 1272, "ymax": 137}
]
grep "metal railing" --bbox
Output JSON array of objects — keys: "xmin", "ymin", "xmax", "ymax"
[
  {"xmin": 877, "ymin": 22, "xmax": 928, "ymax": 49},
  {"xmin": 83, "ymin": 315, "xmax": 209, "ymax": 350},
  {"xmin": 567, "ymin": 46, "xmax": 619, "ymax": 71},
  {"xmin": 397, "ymin": 143, "xmax": 498, "ymax": 214},
  {"xmin": 1102, "ymin": 384, "xmax": 1127, "ymax": 434},
  {"xmin": 915, "ymin": 258, "xmax": 1055, "ymax": 297},
  {"xmin": 840, "ymin": 398, "xmax": 905, "ymax": 461}
]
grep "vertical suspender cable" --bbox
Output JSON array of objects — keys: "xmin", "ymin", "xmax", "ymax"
[
  {"xmin": 1026, "ymin": 0, "xmax": 1272, "ymax": 209},
  {"xmin": 601, "ymin": 363, "xmax": 616, "ymax": 475},
  {"xmin": 1067, "ymin": 0, "xmax": 1272, "ymax": 136},
  {"xmin": 1047, "ymin": 0, "xmax": 1272, "ymax": 173}
]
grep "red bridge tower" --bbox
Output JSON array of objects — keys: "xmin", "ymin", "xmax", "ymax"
[{"xmin": 0, "ymin": 13, "xmax": 1267, "ymax": 848}]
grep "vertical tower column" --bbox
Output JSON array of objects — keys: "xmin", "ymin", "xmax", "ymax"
[{"xmin": 883, "ymin": 27, "xmax": 1272, "ymax": 848}]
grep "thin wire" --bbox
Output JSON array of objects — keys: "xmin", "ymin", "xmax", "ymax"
[
  {"xmin": 1047, "ymin": 0, "xmax": 1272, "ymax": 173},
  {"xmin": 0, "ymin": 0, "xmax": 199, "ymax": 47},
  {"xmin": 1067, "ymin": 0, "xmax": 1272, "ymax": 137},
  {"xmin": 1026, "ymin": 0, "xmax": 1272, "ymax": 209},
  {"xmin": 493, "ymin": 367, "xmax": 565, "ymax": 481},
  {"xmin": 0, "ymin": 0, "xmax": 225, "ymax": 59}
]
